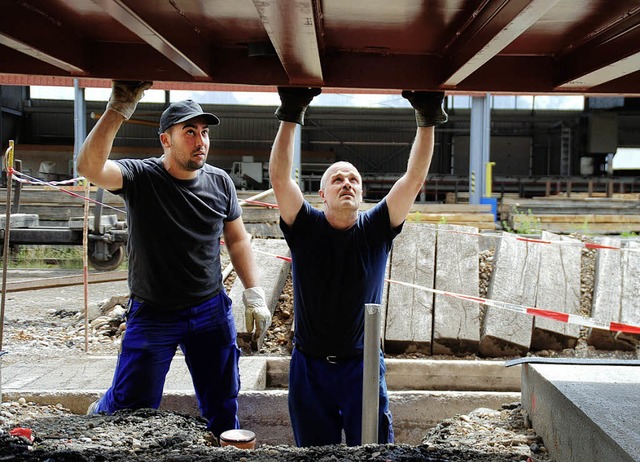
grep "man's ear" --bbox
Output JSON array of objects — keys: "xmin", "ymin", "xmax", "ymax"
[
  {"xmin": 319, "ymin": 188, "xmax": 325, "ymax": 202},
  {"xmin": 160, "ymin": 132, "xmax": 171, "ymax": 148}
]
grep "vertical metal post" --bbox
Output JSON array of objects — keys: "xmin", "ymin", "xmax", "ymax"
[
  {"xmin": 73, "ymin": 79, "xmax": 86, "ymax": 181},
  {"xmin": 361, "ymin": 303, "xmax": 382, "ymax": 444},
  {"xmin": 293, "ymin": 124, "xmax": 302, "ymax": 190},
  {"xmin": 469, "ymin": 94, "xmax": 491, "ymax": 204},
  {"xmin": 1, "ymin": 141, "xmax": 15, "ymax": 351}
]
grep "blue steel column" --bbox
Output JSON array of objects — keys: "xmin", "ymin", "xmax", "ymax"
[
  {"xmin": 293, "ymin": 123, "xmax": 303, "ymax": 189},
  {"xmin": 469, "ymin": 95, "xmax": 491, "ymax": 204},
  {"xmin": 73, "ymin": 79, "xmax": 86, "ymax": 181}
]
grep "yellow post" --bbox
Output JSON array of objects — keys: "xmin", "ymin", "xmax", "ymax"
[
  {"xmin": 484, "ymin": 161, "xmax": 496, "ymax": 198},
  {"xmin": 1, "ymin": 140, "xmax": 16, "ymax": 351}
]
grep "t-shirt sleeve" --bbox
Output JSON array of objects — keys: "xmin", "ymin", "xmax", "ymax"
[
  {"xmin": 280, "ymin": 200, "xmax": 312, "ymax": 240},
  {"xmin": 222, "ymin": 173, "xmax": 242, "ymax": 222}
]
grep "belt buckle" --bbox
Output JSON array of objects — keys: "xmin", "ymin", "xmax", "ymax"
[{"xmin": 326, "ymin": 355, "xmax": 338, "ymax": 364}]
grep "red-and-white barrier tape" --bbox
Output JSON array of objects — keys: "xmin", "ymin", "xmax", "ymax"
[
  {"xmin": 8, "ymin": 169, "xmax": 126, "ymax": 214},
  {"xmin": 446, "ymin": 229, "xmax": 639, "ymax": 252},
  {"xmin": 7, "ymin": 164, "xmax": 640, "ymax": 335},
  {"xmin": 247, "ymin": 247, "xmax": 640, "ymax": 336},
  {"xmin": 385, "ymin": 278, "xmax": 640, "ymax": 336}
]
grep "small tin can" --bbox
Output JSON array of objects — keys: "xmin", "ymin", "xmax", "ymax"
[{"xmin": 219, "ymin": 429, "xmax": 257, "ymax": 449}]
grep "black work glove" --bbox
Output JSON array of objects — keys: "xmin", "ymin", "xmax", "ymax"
[
  {"xmin": 275, "ymin": 87, "xmax": 322, "ymax": 125},
  {"xmin": 401, "ymin": 91, "xmax": 448, "ymax": 127},
  {"xmin": 107, "ymin": 80, "xmax": 153, "ymax": 120}
]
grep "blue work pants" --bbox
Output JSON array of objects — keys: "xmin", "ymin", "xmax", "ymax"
[
  {"xmin": 288, "ymin": 347, "xmax": 394, "ymax": 447},
  {"xmin": 92, "ymin": 291, "xmax": 241, "ymax": 437}
]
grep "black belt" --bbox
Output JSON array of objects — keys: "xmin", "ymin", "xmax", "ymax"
[{"xmin": 295, "ymin": 345, "xmax": 362, "ymax": 364}]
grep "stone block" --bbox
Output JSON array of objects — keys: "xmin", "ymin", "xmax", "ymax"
[
  {"xmin": 479, "ymin": 232, "xmax": 540, "ymax": 356},
  {"xmin": 385, "ymin": 223, "xmax": 436, "ymax": 353},
  {"xmin": 0, "ymin": 213, "xmax": 39, "ymax": 229},
  {"xmin": 588, "ymin": 237, "xmax": 624, "ymax": 349},
  {"xmin": 531, "ymin": 231, "xmax": 581, "ymax": 350},
  {"xmin": 68, "ymin": 214, "xmax": 118, "ymax": 233},
  {"xmin": 432, "ymin": 224, "xmax": 481, "ymax": 355}
]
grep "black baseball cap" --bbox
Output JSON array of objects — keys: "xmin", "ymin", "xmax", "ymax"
[{"xmin": 158, "ymin": 100, "xmax": 220, "ymax": 134}]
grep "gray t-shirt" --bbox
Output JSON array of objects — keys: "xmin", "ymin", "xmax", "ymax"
[{"xmin": 112, "ymin": 158, "xmax": 241, "ymax": 309}]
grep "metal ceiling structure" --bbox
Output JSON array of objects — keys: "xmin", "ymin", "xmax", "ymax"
[{"xmin": 1, "ymin": 0, "xmax": 640, "ymax": 95}]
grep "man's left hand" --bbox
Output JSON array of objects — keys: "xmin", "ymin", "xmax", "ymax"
[{"xmin": 243, "ymin": 287, "xmax": 272, "ymax": 348}]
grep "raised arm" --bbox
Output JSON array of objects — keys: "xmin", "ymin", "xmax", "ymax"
[
  {"xmin": 386, "ymin": 91, "xmax": 448, "ymax": 228},
  {"xmin": 76, "ymin": 81, "xmax": 151, "ymax": 190},
  {"xmin": 269, "ymin": 87, "xmax": 321, "ymax": 226}
]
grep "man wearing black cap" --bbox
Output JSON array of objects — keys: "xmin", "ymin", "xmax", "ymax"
[{"xmin": 76, "ymin": 81, "xmax": 271, "ymax": 441}]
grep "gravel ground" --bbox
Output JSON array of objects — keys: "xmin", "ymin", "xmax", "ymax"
[{"xmin": 0, "ymin": 400, "xmax": 549, "ymax": 462}]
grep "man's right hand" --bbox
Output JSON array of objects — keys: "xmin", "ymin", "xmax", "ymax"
[
  {"xmin": 275, "ymin": 87, "xmax": 322, "ymax": 125},
  {"xmin": 106, "ymin": 80, "xmax": 153, "ymax": 120},
  {"xmin": 401, "ymin": 90, "xmax": 448, "ymax": 127}
]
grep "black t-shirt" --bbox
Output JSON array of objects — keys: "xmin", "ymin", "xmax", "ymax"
[
  {"xmin": 113, "ymin": 158, "xmax": 241, "ymax": 309},
  {"xmin": 281, "ymin": 199, "xmax": 401, "ymax": 357}
]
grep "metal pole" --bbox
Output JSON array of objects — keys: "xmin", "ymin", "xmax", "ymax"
[
  {"xmin": 1, "ymin": 141, "xmax": 15, "ymax": 351},
  {"xmin": 361, "ymin": 303, "xmax": 382, "ymax": 444}
]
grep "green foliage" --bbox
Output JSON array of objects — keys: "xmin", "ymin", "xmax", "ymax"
[
  {"xmin": 407, "ymin": 211, "xmax": 421, "ymax": 222},
  {"xmin": 620, "ymin": 230, "xmax": 638, "ymax": 238},
  {"xmin": 6, "ymin": 246, "xmax": 85, "ymax": 269},
  {"xmin": 506, "ymin": 206, "xmax": 541, "ymax": 235}
]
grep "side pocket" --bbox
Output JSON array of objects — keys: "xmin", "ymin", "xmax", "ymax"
[{"xmin": 125, "ymin": 297, "xmax": 143, "ymax": 322}]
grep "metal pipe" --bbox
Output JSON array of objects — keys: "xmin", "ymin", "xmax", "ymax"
[
  {"xmin": 361, "ymin": 303, "xmax": 382, "ymax": 444},
  {"xmin": 1, "ymin": 141, "xmax": 15, "ymax": 351}
]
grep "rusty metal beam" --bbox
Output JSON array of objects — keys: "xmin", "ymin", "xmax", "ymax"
[
  {"xmin": 252, "ymin": 0, "xmax": 324, "ymax": 86},
  {"xmin": 442, "ymin": 0, "xmax": 560, "ymax": 88},
  {"xmin": 556, "ymin": 7, "xmax": 640, "ymax": 90},
  {"xmin": 0, "ymin": 2, "xmax": 87, "ymax": 75},
  {"xmin": 93, "ymin": 0, "xmax": 210, "ymax": 79}
]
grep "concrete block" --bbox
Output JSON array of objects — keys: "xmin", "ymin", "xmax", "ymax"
[
  {"xmin": 531, "ymin": 231, "xmax": 581, "ymax": 350},
  {"xmin": 0, "ymin": 213, "xmax": 39, "ymax": 229},
  {"xmin": 229, "ymin": 238, "xmax": 291, "ymax": 337},
  {"xmin": 480, "ymin": 232, "xmax": 540, "ymax": 356},
  {"xmin": 386, "ymin": 223, "xmax": 437, "ymax": 353},
  {"xmin": 432, "ymin": 224, "xmax": 480, "ymax": 355},
  {"xmin": 588, "ymin": 237, "xmax": 625, "ymax": 349},
  {"xmin": 68, "ymin": 214, "xmax": 118, "ymax": 233},
  {"xmin": 385, "ymin": 359, "xmax": 520, "ymax": 392},
  {"xmin": 521, "ymin": 363, "xmax": 640, "ymax": 462}
]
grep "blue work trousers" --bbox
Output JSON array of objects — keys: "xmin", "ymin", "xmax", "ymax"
[
  {"xmin": 288, "ymin": 347, "xmax": 394, "ymax": 447},
  {"xmin": 92, "ymin": 291, "xmax": 241, "ymax": 437}
]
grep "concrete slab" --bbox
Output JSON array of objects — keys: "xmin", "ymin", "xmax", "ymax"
[
  {"xmin": 1, "ymin": 355, "xmax": 267, "ymax": 398},
  {"xmin": 517, "ymin": 359, "xmax": 640, "ymax": 462},
  {"xmin": 532, "ymin": 231, "xmax": 581, "ymax": 350},
  {"xmin": 386, "ymin": 223, "xmax": 437, "ymax": 353},
  {"xmin": 432, "ymin": 224, "xmax": 481, "ymax": 355},
  {"xmin": 480, "ymin": 232, "xmax": 540, "ymax": 356},
  {"xmin": 264, "ymin": 357, "xmax": 521, "ymax": 392}
]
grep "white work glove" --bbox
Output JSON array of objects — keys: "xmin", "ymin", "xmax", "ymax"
[
  {"xmin": 243, "ymin": 287, "xmax": 272, "ymax": 347},
  {"xmin": 106, "ymin": 80, "xmax": 153, "ymax": 120}
]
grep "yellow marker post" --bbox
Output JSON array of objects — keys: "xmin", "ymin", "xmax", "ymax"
[
  {"xmin": 1, "ymin": 140, "xmax": 16, "ymax": 351},
  {"xmin": 484, "ymin": 161, "xmax": 496, "ymax": 198}
]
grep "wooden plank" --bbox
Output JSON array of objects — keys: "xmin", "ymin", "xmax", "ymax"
[{"xmin": 513, "ymin": 214, "xmax": 640, "ymax": 224}]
